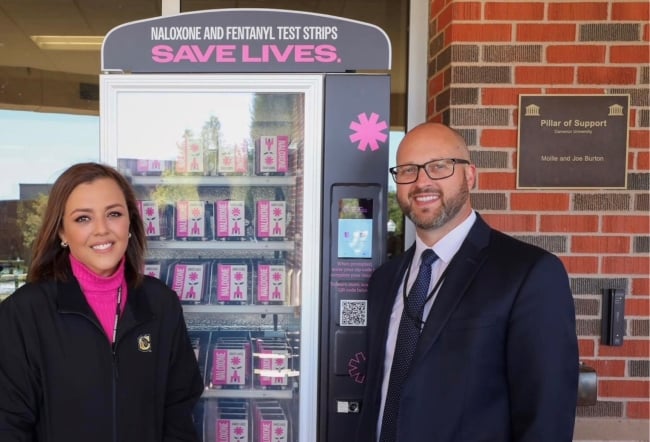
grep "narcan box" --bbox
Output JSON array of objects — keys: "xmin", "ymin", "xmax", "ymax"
[{"xmin": 256, "ymin": 200, "xmax": 286, "ymax": 240}]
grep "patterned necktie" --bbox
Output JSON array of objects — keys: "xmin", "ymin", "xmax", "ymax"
[{"xmin": 379, "ymin": 249, "xmax": 438, "ymax": 442}]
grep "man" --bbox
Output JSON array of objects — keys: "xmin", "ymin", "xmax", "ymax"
[{"xmin": 356, "ymin": 123, "xmax": 579, "ymax": 442}]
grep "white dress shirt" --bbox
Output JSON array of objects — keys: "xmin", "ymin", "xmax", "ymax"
[{"xmin": 377, "ymin": 211, "xmax": 476, "ymax": 440}]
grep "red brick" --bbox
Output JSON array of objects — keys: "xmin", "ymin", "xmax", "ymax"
[
  {"xmin": 628, "ymin": 152, "xmax": 636, "ymax": 170},
  {"xmin": 602, "ymin": 256, "xmax": 650, "ymax": 275},
  {"xmin": 598, "ymin": 380, "xmax": 649, "ymax": 398},
  {"xmin": 632, "ymin": 278, "xmax": 649, "ymax": 296},
  {"xmin": 517, "ymin": 24, "xmax": 576, "ymax": 41},
  {"xmin": 629, "ymin": 109, "xmax": 637, "ymax": 129},
  {"xmin": 515, "ymin": 67, "xmax": 574, "ymax": 84},
  {"xmin": 485, "ymin": 2, "xmax": 544, "ymax": 20},
  {"xmin": 571, "ymin": 236, "xmax": 630, "ymax": 254},
  {"xmin": 612, "ymin": 2, "xmax": 650, "ymax": 21},
  {"xmin": 579, "ymin": 338, "xmax": 596, "ymax": 357},
  {"xmin": 559, "ymin": 256, "xmax": 599, "ymax": 273},
  {"xmin": 540, "ymin": 215, "xmax": 599, "ymax": 232},
  {"xmin": 480, "ymin": 214, "xmax": 537, "ymax": 232},
  {"xmin": 579, "ymin": 359, "xmax": 626, "ymax": 377},
  {"xmin": 480, "ymin": 128, "xmax": 518, "ymax": 147},
  {"xmin": 602, "ymin": 216, "xmax": 650, "ymax": 234},
  {"xmin": 430, "ymin": 0, "xmax": 446, "ymax": 19},
  {"xmin": 577, "ymin": 67, "xmax": 637, "ymax": 85},
  {"xmin": 630, "ymin": 129, "xmax": 650, "ymax": 149},
  {"xmin": 638, "ymin": 152, "xmax": 650, "ymax": 170},
  {"xmin": 428, "ymin": 72, "xmax": 445, "ymax": 96},
  {"xmin": 547, "ymin": 45, "xmax": 606, "ymax": 63},
  {"xmin": 611, "ymin": 45, "xmax": 650, "ymax": 64},
  {"xmin": 627, "ymin": 401, "xmax": 650, "ymax": 419},
  {"xmin": 626, "ymin": 298, "xmax": 650, "ymax": 316},
  {"xmin": 481, "ymin": 87, "xmax": 541, "ymax": 106},
  {"xmin": 547, "ymin": 87, "xmax": 605, "ymax": 94},
  {"xmin": 446, "ymin": 24, "xmax": 512, "ymax": 43},
  {"xmin": 598, "ymin": 340, "xmax": 649, "ymax": 357},
  {"xmin": 438, "ymin": 4, "xmax": 453, "ymax": 30},
  {"xmin": 510, "ymin": 193, "xmax": 570, "ymax": 211},
  {"xmin": 548, "ymin": 2, "xmax": 608, "ymax": 20},
  {"xmin": 451, "ymin": 2, "xmax": 482, "ymax": 20},
  {"xmin": 478, "ymin": 172, "xmax": 516, "ymax": 190}
]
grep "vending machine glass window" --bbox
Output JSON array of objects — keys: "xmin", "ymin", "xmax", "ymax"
[{"xmin": 101, "ymin": 74, "xmax": 323, "ymax": 442}]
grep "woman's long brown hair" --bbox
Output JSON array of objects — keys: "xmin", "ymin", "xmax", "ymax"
[{"xmin": 27, "ymin": 162, "xmax": 146, "ymax": 287}]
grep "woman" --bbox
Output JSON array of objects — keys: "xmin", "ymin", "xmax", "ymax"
[{"xmin": 0, "ymin": 162, "xmax": 204, "ymax": 441}]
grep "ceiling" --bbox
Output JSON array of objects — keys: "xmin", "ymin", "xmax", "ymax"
[{"xmin": 0, "ymin": 0, "xmax": 408, "ymax": 118}]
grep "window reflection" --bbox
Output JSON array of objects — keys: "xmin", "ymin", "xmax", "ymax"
[{"xmin": 0, "ymin": 109, "xmax": 99, "ymax": 298}]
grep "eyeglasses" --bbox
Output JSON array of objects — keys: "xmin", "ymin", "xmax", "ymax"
[{"xmin": 389, "ymin": 158, "xmax": 471, "ymax": 184}]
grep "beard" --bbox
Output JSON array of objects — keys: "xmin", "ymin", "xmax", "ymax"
[{"xmin": 398, "ymin": 179, "xmax": 470, "ymax": 230}]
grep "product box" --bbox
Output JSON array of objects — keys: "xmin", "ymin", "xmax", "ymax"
[
  {"xmin": 216, "ymin": 415, "xmax": 249, "ymax": 442},
  {"xmin": 176, "ymin": 138, "xmax": 205, "ymax": 174},
  {"xmin": 218, "ymin": 141, "xmax": 249, "ymax": 175},
  {"xmin": 252, "ymin": 401, "xmax": 288, "ymax": 442},
  {"xmin": 214, "ymin": 262, "xmax": 250, "ymax": 305},
  {"xmin": 135, "ymin": 159, "xmax": 172, "ymax": 175},
  {"xmin": 176, "ymin": 201, "xmax": 213, "ymax": 240},
  {"xmin": 137, "ymin": 201, "xmax": 174, "ymax": 240},
  {"xmin": 255, "ymin": 135, "xmax": 289, "ymax": 175},
  {"xmin": 215, "ymin": 200, "xmax": 247, "ymax": 240},
  {"xmin": 169, "ymin": 262, "xmax": 209, "ymax": 303},
  {"xmin": 256, "ymin": 263, "xmax": 286, "ymax": 305},
  {"xmin": 256, "ymin": 348, "xmax": 290, "ymax": 389},
  {"xmin": 211, "ymin": 345, "xmax": 248, "ymax": 388},
  {"xmin": 256, "ymin": 200, "xmax": 286, "ymax": 240},
  {"xmin": 143, "ymin": 262, "xmax": 163, "ymax": 280}
]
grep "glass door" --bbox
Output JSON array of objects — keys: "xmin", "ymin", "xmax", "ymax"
[{"xmin": 100, "ymin": 73, "xmax": 323, "ymax": 442}]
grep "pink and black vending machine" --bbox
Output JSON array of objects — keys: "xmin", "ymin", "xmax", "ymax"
[{"xmin": 100, "ymin": 9, "xmax": 390, "ymax": 441}]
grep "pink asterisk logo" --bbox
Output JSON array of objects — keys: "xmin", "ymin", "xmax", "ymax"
[{"xmin": 349, "ymin": 112, "xmax": 388, "ymax": 152}]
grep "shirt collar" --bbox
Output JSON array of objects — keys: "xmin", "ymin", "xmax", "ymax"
[{"xmin": 414, "ymin": 210, "xmax": 477, "ymax": 265}]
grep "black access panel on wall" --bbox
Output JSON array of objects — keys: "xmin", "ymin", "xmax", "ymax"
[{"xmin": 319, "ymin": 74, "xmax": 390, "ymax": 441}]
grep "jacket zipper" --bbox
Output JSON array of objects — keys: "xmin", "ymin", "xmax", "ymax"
[
  {"xmin": 112, "ymin": 345, "xmax": 118, "ymax": 442},
  {"xmin": 111, "ymin": 286, "xmax": 122, "ymax": 442},
  {"xmin": 61, "ymin": 287, "xmax": 122, "ymax": 442}
]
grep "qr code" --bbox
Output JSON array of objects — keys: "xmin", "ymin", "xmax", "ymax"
[{"xmin": 340, "ymin": 300, "xmax": 367, "ymax": 327}]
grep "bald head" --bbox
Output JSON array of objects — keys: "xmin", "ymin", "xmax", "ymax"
[{"xmin": 397, "ymin": 123, "xmax": 470, "ymax": 165}]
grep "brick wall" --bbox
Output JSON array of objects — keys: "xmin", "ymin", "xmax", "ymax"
[{"xmin": 427, "ymin": 0, "xmax": 649, "ymax": 423}]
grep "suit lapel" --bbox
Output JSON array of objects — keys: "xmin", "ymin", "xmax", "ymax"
[{"xmin": 411, "ymin": 215, "xmax": 492, "ymax": 366}]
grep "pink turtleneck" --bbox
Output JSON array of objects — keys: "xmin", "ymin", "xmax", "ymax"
[{"xmin": 69, "ymin": 255, "xmax": 128, "ymax": 343}]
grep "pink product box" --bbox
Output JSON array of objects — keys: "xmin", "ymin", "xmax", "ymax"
[
  {"xmin": 176, "ymin": 201, "xmax": 210, "ymax": 240},
  {"xmin": 257, "ymin": 348, "xmax": 290, "ymax": 388},
  {"xmin": 218, "ymin": 338, "xmax": 252, "ymax": 376},
  {"xmin": 256, "ymin": 135, "xmax": 289, "ymax": 175},
  {"xmin": 135, "ymin": 159, "xmax": 170, "ymax": 175},
  {"xmin": 256, "ymin": 201, "xmax": 286, "ymax": 240},
  {"xmin": 216, "ymin": 417, "xmax": 249, "ymax": 442},
  {"xmin": 212, "ymin": 346, "xmax": 248, "ymax": 388},
  {"xmin": 218, "ymin": 141, "xmax": 249, "ymax": 175},
  {"xmin": 138, "ymin": 200, "xmax": 162, "ymax": 238},
  {"xmin": 170, "ymin": 263, "xmax": 207, "ymax": 303},
  {"xmin": 176, "ymin": 138, "xmax": 205, "ymax": 174},
  {"xmin": 256, "ymin": 264, "xmax": 286, "ymax": 305},
  {"xmin": 216, "ymin": 201, "xmax": 246, "ymax": 240},
  {"xmin": 143, "ymin": 263, "xmax": 162, "ymax": 279},
  {"xmin": 256, "ymin": 414, "xmax": 288, "ymax": 442},
  {"xmin": 216, "ymin": 263, "xmax": 249, "ymax": 304}
]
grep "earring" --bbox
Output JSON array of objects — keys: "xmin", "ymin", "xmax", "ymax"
[
  {"xmin": 128, "ymin": 232, "xmax": 132, "ymax": 238},
  {"xmin": 61, "ymin": 240, "xmax": 68, "ymax": 248}
]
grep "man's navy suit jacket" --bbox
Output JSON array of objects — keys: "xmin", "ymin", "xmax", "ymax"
[{"xmin": 356, "ymin": 214, "xmax": 579, "ymax": 442}]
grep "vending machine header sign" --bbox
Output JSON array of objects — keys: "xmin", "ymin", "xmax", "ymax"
[{"xmin": 102, "ymin": 9, "xmax": 391, "ymax": 73}]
